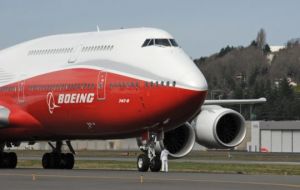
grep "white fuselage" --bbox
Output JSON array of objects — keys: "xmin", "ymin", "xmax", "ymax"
[{"xmin": 0, "ymin": 28, "xmax": 207, "ymax": 92}]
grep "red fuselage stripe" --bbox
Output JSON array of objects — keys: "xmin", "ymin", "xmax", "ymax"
[{"xmin": 0, "ymin": 68, "xmax": 207, "ymax": 141}]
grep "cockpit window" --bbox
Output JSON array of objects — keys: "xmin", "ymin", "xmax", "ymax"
[
  {"xmin": 169, "ymin": 39, "xmax": 178, "ymax": 47},
  {"xmin": 154, "ymin": 39, "xmax": 171, "ymax": 47},
  {"xmin": 142, "ymin": 38, "xmax": 179, "ymax": 48},
  {"xmin": 142, "ymin": 39, "xmax": 150, "ymax": 47},
  {"xmin": 148, "ymin": 39, "xmax": 154, "ymax": 46}
]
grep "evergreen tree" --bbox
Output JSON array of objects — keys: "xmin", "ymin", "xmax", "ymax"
[
  {"xmin": 263, "ymin": 44, "xmax": 271, "ymax": 54},
  {"xmin": 250, "ymin": 40, "xmax": 257, "ymax": 47},
  {"xmin": 256, "ymin": 28, "xmax": 266, "ymax": 49},
  {"xmin": 279, "ymin": 78, "xmax": 294, "ymax": 100}
]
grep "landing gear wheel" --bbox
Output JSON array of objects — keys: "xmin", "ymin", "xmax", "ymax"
[
  {"xmin": 0, "ymin": 153, "xmax": 7, "ymax": 168},
  {"xmin": 0, "ymin": 152, "xmax": 17, "ymax": 169},
  {"xmin": 59, "ymin": 153, "xmax": 66, "ymax": 169},
  {"xmin": 49, "ymin": 153, "xmax": 60, "ymax": 169},
  {"xmin": 42, "ymin": 141, "xmax": 75, "ymax": 170},
  {"xmin": 150, "ymin": 156, "xmax": 161, "ymax": 172},
  {"xmin": 7, "ymin": 152, "xmax": 17, "ymax": 169},
  {"xmin": 43, "ymin": 153, "xmax": 59, "ymax": 169},
  {"xmin": 42, "ymin": 152, "xmax": 74, "ymax": 169},
  {"xmin": 65, "ymin": 153, "xmax": 74, "ymax": 169},
  {"xmin": 42, "ymin": 153, "xmax": 51, "ymax": 169},
  {"xmin": 1, "ymin": 153, "xmax": 10, "ymax": 168},
  {"xmin": 0, "ymin": 153, "xmax": 3, "ymax": 168},
  {"xmin": 137, "ymin": 154, "xmax": 150, "ymax": 172}
]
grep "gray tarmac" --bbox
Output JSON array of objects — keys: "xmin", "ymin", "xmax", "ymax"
[{"xmin": 0, "ymin": 169, "xmax": 300, "ymax": 190}]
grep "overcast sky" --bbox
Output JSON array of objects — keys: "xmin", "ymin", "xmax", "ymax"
[{"xmin": 0, "ymin": 0, "xmax": 299, "ymax": 58}]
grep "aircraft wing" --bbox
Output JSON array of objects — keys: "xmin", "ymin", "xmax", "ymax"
[{"xmin": 203, "ymin": 97, "xmax": 266, "ymax": 105}]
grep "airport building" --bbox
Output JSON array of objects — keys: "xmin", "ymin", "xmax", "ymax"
[{"xmin": 247, "ymin": 121, "xmax": 300, "ymax": 152}]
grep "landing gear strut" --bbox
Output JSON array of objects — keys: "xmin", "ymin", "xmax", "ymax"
[
  {"xmin": 42, "ymin": 141, "xmax": 75, "ymax": 169},
  {"xmin": 0, "ymin": 143, "xmax": 17, "ymax": 169},
  {"xmin": 137, "ymin": 133, "xmax": 162, "ymax": 172}
]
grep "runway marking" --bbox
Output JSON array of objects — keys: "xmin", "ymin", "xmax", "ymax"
[{"xmin": 0, "ymin": 172, "xmax": 299, "ymax": 189}]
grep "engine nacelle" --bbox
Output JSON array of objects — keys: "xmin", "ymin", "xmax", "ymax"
[
  {"xmin": 160, "ymin": 122, "xmax": 195, "ymax": 158},
  {"xmin": 0, "ymin": 106, "xmax": 10, "ymax": 127},
  {"xmin": 193, "ymin": 105, "xmax": 246, "ymax": 149}
]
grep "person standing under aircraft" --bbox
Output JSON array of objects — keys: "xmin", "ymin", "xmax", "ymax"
[{"xmin": 160, "ymin": 149, "xmax": 169, "ymax": 172}]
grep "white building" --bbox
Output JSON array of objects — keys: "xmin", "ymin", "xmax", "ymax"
[
  {"xmin": 267, "ymin": 45, "xmax": 285, "ymax": 62},
  {"xmin": 248, "ymin": 121, "xmax": 300, "ymax": 152},
  {"xmin": 270, "ymin": 45, "xmax": 285, "ymax": 53}
]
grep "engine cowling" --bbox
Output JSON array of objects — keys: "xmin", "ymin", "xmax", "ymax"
[
  {"xmin": 0, "ymin": 106, "xmax": 10, "ymax": 127},
  {"xmin": 160, "ymin": 122, "xmax": 195, "ymax": 158},
  {"xmin": 193, "ymin": 105, "xmax": 246, "ymax": 149}
]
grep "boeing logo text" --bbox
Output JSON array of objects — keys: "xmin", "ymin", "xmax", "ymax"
[{"xmin": 58, "ymin": 93, "xmax": 95, "ymax": 104}]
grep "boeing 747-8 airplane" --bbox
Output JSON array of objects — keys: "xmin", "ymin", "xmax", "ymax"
[{"xmin": 0, "ymin": 28, "xmax": 265, "ymax": 171}]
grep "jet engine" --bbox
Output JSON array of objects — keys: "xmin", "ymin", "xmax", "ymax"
[
  {"xmin": 192, "ymin": 105, "xmax": 246, "ymax": 149},
  {"xmin": 0, "ymin": 106, "xmax": 10, "ymax": 127},
  {"xmin": 160, "ymin": 122, "xmax": 195, "ymax": 158}
]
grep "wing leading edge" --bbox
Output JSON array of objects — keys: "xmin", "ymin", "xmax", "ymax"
[{"xmin": 204, "ymin": 97, "xmax": 266, "ymax": 105}]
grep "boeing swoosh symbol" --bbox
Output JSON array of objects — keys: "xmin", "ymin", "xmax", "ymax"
[{"xmin": 47, "ymin": 92, "xmax": 60, "ymax": 114}]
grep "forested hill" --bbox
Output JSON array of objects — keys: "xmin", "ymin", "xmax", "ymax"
[{"xmin": 194, "ymin": 31, "xmax": 300, "ymax": 120}]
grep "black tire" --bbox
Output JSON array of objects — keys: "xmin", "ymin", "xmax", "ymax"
[
  {"xmin": 42, "ymin": 153, "xmax": 51, "ymax": 169},
  {"xmin": 1, "ymin": 153, "xmax": 10, "ymax": 168},
  {"xmin": 59, "ymin": 153, "xmax": 67, "ymax": 169},
  {"xmin": 51, "ymin": 153, "xmax": 61, "ymax": 169},
  {"xmin": 0, "ymin": 153, "xmax": 4, "ymax": 168},
  {"xmin": 45, "ymin": 153, "xmax": 60, "ymax": 169},
  {"xmin": 65, "ymin": 153, "xmax": 74, "ymax": 169},
  {"xmin": 7, "ymin": 152, "xmax": 17, "ymax": 169},
  {"xmin": 150, "ymin": 156, "xmax": 161, "ymax": 172},
  {"xmin": 137, "ymin": 154, "xmax": 150, "ymax": 172},
  {"xmin": 43, "ymin": 153, "xmax": 74, "ymax": 169}
]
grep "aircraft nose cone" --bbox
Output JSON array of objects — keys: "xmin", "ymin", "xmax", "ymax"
[
  {"xmin": 181, "ymin": 69, "xmax": 208, "ymax": 91},
  {"xmin": 176, "ymin": 69, "xmax": 208, "ymax": 120}
]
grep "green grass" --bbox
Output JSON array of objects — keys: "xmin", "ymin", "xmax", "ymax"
[
  {"xmin": 168, "ymin": 162, "xmax": 300, "ymax": 175},
  {"xmin": 15, "ymin": 150, "xmax": 300, "ymax": 162},
  {"xmin": 16, "ymin": 159, "xmax": 300, "ymax": 175}
]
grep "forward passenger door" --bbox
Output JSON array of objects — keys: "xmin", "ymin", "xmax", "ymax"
[
  {"xmin": 18, "ymin": 80, "xmax": 25, "ymax": 103},
  {"xmin": 97, "ymin": 71, "xmax": 107, "ymax": 100}
]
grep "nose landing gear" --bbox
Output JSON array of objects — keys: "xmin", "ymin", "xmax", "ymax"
[
  {"xmin": 149, "ymin": 156, "xmax": 162, "ymax": 172},
  {"xmin": 137, "ymin": 132, "xmax": 162, "ymax": 172},
  {"xmin": 42, "ymin": 140, "xmax": 75, "ymax": 169}
]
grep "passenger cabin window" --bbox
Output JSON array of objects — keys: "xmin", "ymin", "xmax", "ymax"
[{"xmin": 142, "ymin": 38, "xmax": 179, "ymax": 48}]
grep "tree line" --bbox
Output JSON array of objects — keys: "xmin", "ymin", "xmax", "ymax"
[{"xmin": 194, "ymin": 29, "xmax": 300, "ymax": 120}]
